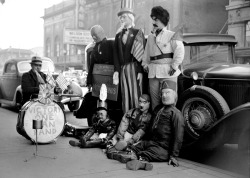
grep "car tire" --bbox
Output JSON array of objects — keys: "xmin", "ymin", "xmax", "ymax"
[
  {"xmin": 177, "ymin": 85, "xmax": 230, "ymax": 149},
  {"xmin": 67, "ymin": 101, "xmax": 80, "ymax": 112},
  {"xmin": 16, "ymin": 92, "xmax": 22, "ymax": 111}
]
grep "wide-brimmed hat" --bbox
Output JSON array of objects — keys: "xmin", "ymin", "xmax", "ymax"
[
  {"xmin": 117, "ymin": 0, "xmax": 135, "ymax": 16},
  {"xmin": 30, "ymin": 56, "xmax": 42, "ymax": 65}
]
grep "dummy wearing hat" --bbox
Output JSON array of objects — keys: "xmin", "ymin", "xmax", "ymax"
[
  {"xmin": 141, "ymin": 6, "xmax": 185, "ymax": 110},
  {"xmin": 123, "ymin": 80, "xmax": 184, "ymax": 171},
  {"xmin": 21, "ymin": 56, "xmax": 47, "ymax": 105},
  {"xmin": 113, "ymin": 0, "xmax": 146, "ymax": 113}
]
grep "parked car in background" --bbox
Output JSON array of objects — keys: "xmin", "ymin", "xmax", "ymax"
[
  {"xmin": 0, "ymin": 57, "xmax": 82, "ymax": 111},
  {"xmin": 176, "ymin": 33, "xmax": 250, "ymax": 151},
  {"xmin": 63, "ymin": 69, "xmax": 87, "ymax": 87}
]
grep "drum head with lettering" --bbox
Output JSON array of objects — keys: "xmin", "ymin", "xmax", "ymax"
[{"xmin": 23, "ymin": 101, "xmax": 65, "ymax": 143}]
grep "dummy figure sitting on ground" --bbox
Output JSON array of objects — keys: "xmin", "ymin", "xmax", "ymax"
[
  {"xmin": 106, "ymin": 94, "xmax": 152, "ymax": 159},
  {"xmin": 69, "ymin": 99, "xmax": 117, "ymax": 149},
  {"xmin": 111, "ymin": 80, "xmax": 184, "ymax": 171}
]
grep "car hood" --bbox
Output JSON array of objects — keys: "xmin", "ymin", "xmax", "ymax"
[{"xmin": 183, "ymin": 63, "xmax": 250, "ymax": 80}]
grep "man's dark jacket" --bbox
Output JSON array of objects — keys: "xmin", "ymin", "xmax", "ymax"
[
  {"xmin": 150, "ymin": 104, "xmax": 185, "ymax": 158},
  {"xmin": 87, "ymin": 38, "xmax": 114, "ymax": 86},
  {"xmin": 21, "ymin": 70, "xmax": 47, "ymax": 105}
]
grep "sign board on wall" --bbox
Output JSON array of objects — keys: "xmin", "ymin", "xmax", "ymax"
[
  {"xmin": 63, "ymin": 28, "xmax": 92, "ymax": 45},
  {"xmin": 92, "ymin": 64, "xmax": 118, "ymax": 101}
]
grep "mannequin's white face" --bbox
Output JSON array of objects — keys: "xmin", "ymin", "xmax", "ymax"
[
  {"xmin": 161, "ymin": 88, "xmax": 176, "ymax": 105},
  {"xmin": 119, "ymin": 13, "xmax": 132, "ymax": 28},
  {"xmin": 97, "ymin": 109, "xmax": 107, "ymax": 121}
]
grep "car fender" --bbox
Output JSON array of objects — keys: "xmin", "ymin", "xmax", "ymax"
[
  {"xmin": 177, "ymin": 85, "xmax": 230, "ymax": 150},
  {"xmin": 191, "ymin": 102, "xmax": 250, "ymax": 150},
  {"xmin": 13, "ymin": 85, "xmax": 22, "ymax": 104}
]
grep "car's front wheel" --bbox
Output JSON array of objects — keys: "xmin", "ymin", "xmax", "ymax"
[
  {"xmin": 177, "ymin": 85, "xmax": 230, "ymax": 150},
  {"xmin": 67, "ymin": 101, "xmax": 80, "ymax": 112}
]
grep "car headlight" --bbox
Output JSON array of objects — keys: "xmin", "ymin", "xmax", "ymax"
[{"xmin": 191, "ymin": 72, "xmax": 198, "ymax": 80}]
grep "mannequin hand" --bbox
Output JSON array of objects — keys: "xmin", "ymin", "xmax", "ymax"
[
  {"xmin": 113, "ymin": 72, "xmax": 119, "ymax": 85},
  {"xmin": 137, "ymin": 73, "xmax": 143, "ymax": 87},
  {"xmin": 169, "ymin": 66, "xmax": 176, "ymax": 76},
  {"xmin": 168, "ymin": 157, "xmax": 179, "ymax": 167}
]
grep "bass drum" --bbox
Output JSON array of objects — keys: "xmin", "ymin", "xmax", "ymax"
[{"xmin": 16, "ymin": 100, "xmax": 65, "ymax": 143}]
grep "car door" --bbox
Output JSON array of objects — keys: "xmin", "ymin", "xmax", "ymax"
[{"xmin": 1, "ymin": 62, "xmax": 19, "ymax": 101}]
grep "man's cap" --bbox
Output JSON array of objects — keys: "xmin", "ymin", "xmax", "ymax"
[
  {"xmin": 160, "ymin": 80, "xmax": 177, "ymax": 92},
  {"xmin": 30, "ymin": 56, "xmax": 42, "ymax": 65},
  {"xmin": 96, "ymin": 100, "xmax": 108, "ymax": 111},
  {"xmin": 140, "ymin": 94, "xmax": 151, "ymax": 102},
  {"xmin": 117, "ymin": 0, "xmax": 135, "ymax": 16}
]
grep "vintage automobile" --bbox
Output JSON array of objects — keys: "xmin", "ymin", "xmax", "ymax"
[
  {"xmin": 63, "ymin": 69, "xmax": 87, "ymax": 87},
  {"xmin": 177, "ymin": 33, "xmax": 250, "ymax": 151},
  {"xmin": 0, "ymin": 57, "xmax": 82, "ymax": 111}
]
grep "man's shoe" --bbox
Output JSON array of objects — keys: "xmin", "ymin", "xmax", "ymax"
[
  {"xmin": 117, "ymin": 151, "xmax": 137, "ymax": 163},
  {"xmin": 107, "ymin": 151, "xmax": 119, "ymax": 159},
  {"xmin": 107, "ymin": 151, "xmax": 129, "ymax": 160},
  {"xmin": 69, "ymin": 140, "xmax": 81, "ymax": 147},
  {"xmin": 126, "ymin": 160, "xmax": 153, "ymax": 171}
]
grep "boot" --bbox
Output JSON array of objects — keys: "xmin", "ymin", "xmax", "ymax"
[
  {"xmin": 116, "ymin": 151, "xmax": 137, "ymax": 163},
  {"xmin": 107, "ymin": 150, "xmax": 129, "ymax": 160},
  {"xmin": 80, "ymin": 139, "xmax": 104, "ymax": 148},
  {"xmin": 69, "ymin": 140, "xmax": 81, "ymax": 147},
  {"xmin": 126, "ymin": 159, "xmax": 153, "ymax": 171}
]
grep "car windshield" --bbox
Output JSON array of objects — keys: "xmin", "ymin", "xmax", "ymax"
[
  {"xmin": 17, "ymin": 60, "xmax": 55, "ymax": 73},
  {"xmin": 183, "ymin": 43, "xmax": 234, "ymax": 68}
]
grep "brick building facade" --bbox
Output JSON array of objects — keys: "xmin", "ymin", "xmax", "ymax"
[{"xmin": 43, "ymin": 0, "xmax": 230, "ymax": 70}]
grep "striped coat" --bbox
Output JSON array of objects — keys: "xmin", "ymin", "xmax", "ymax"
[{"xmin": 113, "ymin": 28, "xmax": 146, "ymax": 113}]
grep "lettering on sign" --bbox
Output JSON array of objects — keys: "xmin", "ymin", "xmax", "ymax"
[
  {"xmin": 64, "ymin": 29, "xmax": 92, "ymax": 45},
  {"xmin": 24, "ymin": 102, "xmax": 65, "ymax": 143},
  {"xmin": 92, "ymin": 64, "xmax": 118, "ymax": 101}
]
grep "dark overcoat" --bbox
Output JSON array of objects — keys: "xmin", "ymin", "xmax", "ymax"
[{"xmin": 21, "ymin": 69, "xmax": 47, "ymax": 105}]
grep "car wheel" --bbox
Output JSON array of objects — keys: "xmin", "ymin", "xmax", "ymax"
[
  {"xmin": 67, "ymin": 101, "xmax": 80, "ymax": 112},
  {"xmin": 16, "ymin": 92, "xmax": 22, "ymax": 111},
  {"xmin": 177, "ymin": 85, "xmax": 230, "ymax": 146}
]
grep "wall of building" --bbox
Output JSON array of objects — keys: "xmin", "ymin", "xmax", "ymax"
[{"xmin": 43, "ymin": 0, "xmax": 229, "ymax": 70}]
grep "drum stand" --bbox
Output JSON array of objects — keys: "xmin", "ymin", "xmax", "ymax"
[{"xmin": 24, "ymin": 120, "xmax": 56, "ymax": 162}]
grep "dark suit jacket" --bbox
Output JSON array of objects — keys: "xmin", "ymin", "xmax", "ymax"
[
  {"xmin": 87, "ymin": 38, "xmax": 114, "ymax": 86},
  {"xmin": 21, "ymin": 69, "xmax": 47, "ymax": 105},
  {"xmin": 113, "ymin": 28, "xmax": 144, "ymax": 73}
]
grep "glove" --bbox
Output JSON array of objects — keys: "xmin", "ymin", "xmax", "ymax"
[
  {"xmin": 168, "ymin": 66, "xmax": 176, "ymax": 76},
  {"xmin": 168, "ymin": 156, "xmax": 179, "ymax": 167},
  {"xmin": 113, "ymin": 72, "xmax": 119, "ymax": 85}
]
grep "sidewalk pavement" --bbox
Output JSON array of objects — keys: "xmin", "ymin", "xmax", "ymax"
[{"xmin": 0, "ymin": 107, "xmax": 246, "ymax": 178}]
